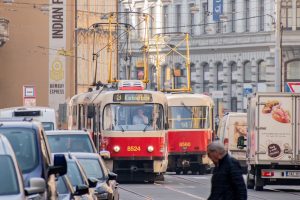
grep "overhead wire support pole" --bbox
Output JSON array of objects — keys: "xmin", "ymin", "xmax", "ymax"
[{"xmin": 108, "ymin": 14, "xmax": 114, "ymax": 83}]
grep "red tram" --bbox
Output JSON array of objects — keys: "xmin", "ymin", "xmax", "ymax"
[
  {"xmin": 69, "ymin": 80, "xmax": 168, "ymax": 182},
  {"xmin": 166, "ymin": 93, "xmax": 214, "ymax": 174}
]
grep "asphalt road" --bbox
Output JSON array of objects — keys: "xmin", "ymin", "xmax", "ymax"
[{"xmin": 119, "ymin": 173, "xmax": 300, "ymax": 200}]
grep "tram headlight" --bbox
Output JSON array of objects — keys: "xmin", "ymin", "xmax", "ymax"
[
  {"xmin": 113, "ymin": 145, "xmax": 121, "ymax": 152},
  {"xmin": 147, "ymin": 145, "xmax": 154, "ymax": 152}
]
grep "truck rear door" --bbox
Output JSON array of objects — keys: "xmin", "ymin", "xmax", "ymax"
[
  {"xmin": 257, "ymin": 95, "xmax": 295, "ymax": 162},
  {"xmin": 296, "ymin": 96, "xmax": 300, "ymax": 162}
]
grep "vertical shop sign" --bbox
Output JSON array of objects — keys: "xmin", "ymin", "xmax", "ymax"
[{"xmin": 49, "ymin": 0, "xmax": 66, "ymax": 110}]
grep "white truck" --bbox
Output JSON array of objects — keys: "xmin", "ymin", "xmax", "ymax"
[
  {"xmin": 0, "ymin": 106, "xmax": 57, "ymax": 130},
  {"xmin": 218, "ymin": 112, "xmax": 247, "ymax": 170},
  {"xmin": 238, "ymin": 93, "xmax": 300, "ymax": 191}
]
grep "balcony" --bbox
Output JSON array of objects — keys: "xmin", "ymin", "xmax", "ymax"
[{"xmin": 0, "ymin": 18, "xmax": 9, "ymax": 47}]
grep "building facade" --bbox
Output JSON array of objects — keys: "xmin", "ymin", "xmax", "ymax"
[
  {"xmin": 0, "ymin": 0, "xmax": 117, "ymax": 110},
  {"xmin": 119, "ymin": 0, "xmax": 300, "ymax": 115}
]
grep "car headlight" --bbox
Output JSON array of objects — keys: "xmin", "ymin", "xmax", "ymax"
[
  {"xmin": 147, "ymin": 145, "xmax": 154, "ymax": 152},
  {"xmin": 113, "ymin": 145, "xmax": 120, "ymax": 152}
]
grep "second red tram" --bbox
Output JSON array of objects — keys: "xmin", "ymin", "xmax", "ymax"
[{"xmin": 166, "ymin": 93, "xmax": 214, "ymax": 174}]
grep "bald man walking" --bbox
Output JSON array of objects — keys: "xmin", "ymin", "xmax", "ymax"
[{"xmin": 207, "ymin": 142, "xmax": 247, "ymax": 200}]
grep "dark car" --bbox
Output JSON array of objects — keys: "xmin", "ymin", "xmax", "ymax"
[
  {"xmin": 73, "ymin": 153, "xmax": 119, "ymax": 200},
  {"xmin": 55, "ymin": 153, "xmax": 97, "ymax": 200},
  {"xmin": 46, "ymin": 130, "xmax": 97, "ymax": 153},
  {"xmin": 0, "ymin": 120, "xmax": 67, "ymax": 199}
]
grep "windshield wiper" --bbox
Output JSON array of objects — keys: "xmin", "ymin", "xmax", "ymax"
[
  {"xmin": 181, "ymin": 102, "xmax": 192, "ymax": 114},
  {"xmin": 143, "ymin": 120, "xmax": 153, "ymax": 132},
  {"xmin": 119, "ymin": 125, "xmax": 125, "ymax": 132}
]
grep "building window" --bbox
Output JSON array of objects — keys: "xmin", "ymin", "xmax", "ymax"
[
  {"xmin": 231, "ymin": 97, "xmax": 237, "ymax": 112},
  {"xmin": 176, "ymin": 5, "xmax": 181, "ymax": 32},
  {"xmin": 163, "ymin": 5, "xmax": 168, "ymax": 33},
  {"xmin": 259, "ymin": 0, "xmax": 265, "ymax": 31},
  {"xmin": 244, "ymin": 61, "xmax": 252, "ymax": 82},
  {"xmin": 231, "ymin": 0, "xmax": 236, "ymax": 32},
  {"xmin": 297, "ymin": 0, "xmax": 300, "ymax": 29},
  {"xmin": 231, "ymin": 62, "xmax": 238, "ymax": 83},
  {"xmin": 245, "ymin": 0, "xmax": 250, "ymax": 32},
  {"xmin": 217, "ymin": 63, "xmax": 223, "ymax": 90},
  {"xmin": 285, "ymin": 60, "xmax": 300, "ymax": 81},
  {"xmin": 137, "ymin": 8, "xmax": 142, "ymax": 38},
  {"xmin": 203, "ymin": 63, "xmax": 209, "ymax": 92},
  {"xmin": 203, "ymin": 3, "xmax": 208, "ymax": 34},
  {"xmin": 281, "ymin": 1, "xmax": 292, "ymax": 30},
  {"xmin": 216, "ymin": 22, "xmax": 221, "ymax": 33},
  {"xmin": 189, "ymin": 3, "xmax": 195, "ymax": 35},
  {"xmin": 150, "ymin": 7, "xmax": 155, "ymax": 36},
  {"xmin": 258, "ymin": 60, "xmax": 267, "ymax": 82}
]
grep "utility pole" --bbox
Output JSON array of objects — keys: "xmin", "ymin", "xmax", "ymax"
[
  {"xmin": 274, "ymin": 0, "xmax": 282, "ymax": 92},
  {"xmin": 74, "ymin": 0, "xmax": 78, "ymax": 94}
]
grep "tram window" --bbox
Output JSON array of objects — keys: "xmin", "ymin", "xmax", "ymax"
[
  {"xmin": 168, "ymin": 106, "xmax": 210, "ymax": 129},
  {"xmin": 103, "ymin": 104, "xmax": 164, "ymax": 131}
]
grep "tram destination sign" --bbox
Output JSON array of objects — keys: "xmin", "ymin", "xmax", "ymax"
[{"xmin": 113, "ymin": 93, "xmax": 153, "ymax": 102}]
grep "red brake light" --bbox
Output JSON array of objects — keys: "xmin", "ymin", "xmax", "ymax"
[{"xmin": 261, "ymin": 171, "xmax": 274, "ymax": 177}]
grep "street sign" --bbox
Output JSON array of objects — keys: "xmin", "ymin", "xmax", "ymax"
[
  {"xmin": 286, "ymin": 82, "xmax": 300, "ymax": 93},
  {"xmin": 23, "ymin": 85, "xmax": 36, "ymax": 106}
]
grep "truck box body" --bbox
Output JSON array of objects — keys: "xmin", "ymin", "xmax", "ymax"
[{"xmin": 246, "ymin": 93, "xmax": 300, "ymax": 190}]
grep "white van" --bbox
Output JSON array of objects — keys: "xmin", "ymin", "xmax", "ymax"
[
  {"xmin": 0, "ymin": 106, "xmax": 57, "ymax": 130},
  {"xmin": 217, "ymin": 112, "xmax": 247, "ymax": 167}
]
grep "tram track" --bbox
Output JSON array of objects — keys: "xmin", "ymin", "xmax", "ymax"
[
  {"xmin": 168, "ymin": 175, "xmax": 300, "ymax": 200},
  {"xmin": 119, "ymin": 185, "xmax": 153, "ymax": 200}
]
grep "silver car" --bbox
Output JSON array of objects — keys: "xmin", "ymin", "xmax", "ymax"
[{"xmin": 0, "ymin": 134, "xmax": 46, "ymax": 200}]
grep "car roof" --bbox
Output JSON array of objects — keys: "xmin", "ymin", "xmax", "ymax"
[
  {"xmin": 46, "ymin": 130, "xmax": 89, "ymax": 135},
  {"xmin": 0, "ymin": 120, "xmax": 42, "ymax": 129},
  {"xmin": 69, "ymin": 152, "xmax": 100, "ymax": 159}
]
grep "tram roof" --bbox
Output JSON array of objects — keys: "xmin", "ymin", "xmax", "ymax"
[{"xmin": 165, "ymin": 93, "xmax": 214, "ymax": 107}]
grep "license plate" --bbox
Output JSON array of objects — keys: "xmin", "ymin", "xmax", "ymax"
[{"xmin": 286, "ymin": 171, "xmax": 300, "ymax": 177}]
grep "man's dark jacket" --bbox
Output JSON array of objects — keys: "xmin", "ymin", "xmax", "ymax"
[{"xmin": 208, "ymin": 154, "xmax": 247, "ymax": 200}]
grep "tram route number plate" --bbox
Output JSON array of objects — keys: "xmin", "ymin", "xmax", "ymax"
[
  {"xmin": 286, "ymin": 171, "xmax": 300, "ymax": 177},
  {"xmin": 127, "ymin": 146, "xmax": 141, "ymax": 152},
  {"xmin": 113, "ymin": 93, "xmax": 152, "ymax": 102}
]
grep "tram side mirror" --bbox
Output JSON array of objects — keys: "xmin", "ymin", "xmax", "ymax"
[
  {"xmin": 87, "ymin": 105, "xmax": 95, "ymax": 118},
  {"xmin": 237, "ymin": 136, "xmax": 247, "ymax": 149}
]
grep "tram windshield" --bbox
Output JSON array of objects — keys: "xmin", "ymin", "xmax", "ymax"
[
  {"xmin": 103, "ymin": 104, "xmax": 164, "ymax": 131},
  {"xmin": 168, "ymin": 106, "xmax": 210, "ymax": 129}
]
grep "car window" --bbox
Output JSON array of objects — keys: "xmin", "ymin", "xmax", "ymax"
[
  {"xmin": 56, "ymin": 176, "xmax": 69, "ymax": 194},
  {"xmin": 0, "ymin": 128, "xmax": 38, "ymax": 173},
  {"xmin": 67, "ymin": 161, "xmax": 85, "ymax": 186},
  {"xmin": 0, "ymin": 155, "xmax": 20, "ymax": 195},
  {"xmin": 42, "ymin": 122, "xmax": 54, "ymax": 131},
  {"xmin": 78, "ymin": 158, "xmax": 105, "ymax": 180},
  {"xmin": 47, "ymin": 134, "xmax": 94, "ymax": 153}
]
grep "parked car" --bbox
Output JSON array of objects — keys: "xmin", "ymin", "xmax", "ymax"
[
  {"xmin": 46, "ymin": 130, "xmax": 97, "ymax": 153},
  {"xmin": 57, "ymin": 153, "xmax": 97, "ymax": 200},
  {"xmin": 74, "ymin": 153, "xmax": 119, "ymax": 200},
  {"xmin": 0, "ymin": 119, "xmax": 67, "ymax": 199},
  {"xmin": 0, "ymin": 133, "xmax": 46, "ymax": 200}
]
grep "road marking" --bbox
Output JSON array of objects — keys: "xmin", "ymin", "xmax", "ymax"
[
  {"xmin": 156, "ymin": 183, "xmax": 206, "ymax": 200},
  {"xmin": 190, "ymin": 177, "xmax": 208, "ymax": 180}
]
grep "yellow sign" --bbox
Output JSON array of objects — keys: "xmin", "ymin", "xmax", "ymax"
[
  {"xmin": 50, "ymin": 59, "xmax": 64, "ymax": 81},
  {"xmin": 127, "ymin": 146, "xmax": 141, "ymax": 152},
  {"xmin": 179, "ymin": 142, "xmax": 191, "ymax": 147}
]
